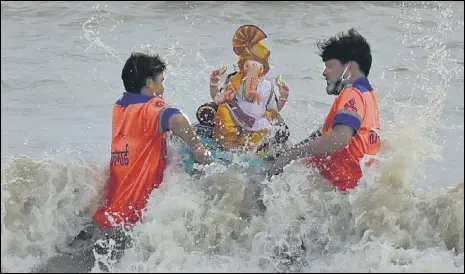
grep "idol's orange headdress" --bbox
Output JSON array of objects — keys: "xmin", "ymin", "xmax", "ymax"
[{"xmin": 233, "ymin": 24, "xmax": 271, "ymax": 76}]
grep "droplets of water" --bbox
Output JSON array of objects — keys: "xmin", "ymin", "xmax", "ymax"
[{"xmin": 80, "ymin": 4, "xmax": 122, "ymax": 63}]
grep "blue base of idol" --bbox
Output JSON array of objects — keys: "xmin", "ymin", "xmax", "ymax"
[{"xmin": 179, "ymin": 124, "xmax": 272, "ymax": 175}]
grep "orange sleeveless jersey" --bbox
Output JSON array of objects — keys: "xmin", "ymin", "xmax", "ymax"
[
  {"xmin": 305, "ymin": 77, "xmax": 381, "ymax": 191},
  {"xmin": 93, "ymin": 93, "xmax": 170, "ymax": 228}
]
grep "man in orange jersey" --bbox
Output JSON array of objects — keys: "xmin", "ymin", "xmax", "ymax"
[
  {"xmin": 88, "ymin": 52, "xmax": 212, "ymax": 267},
  {"xmin": 94, "ymin": 52, "xmax": 212, "ymax": 228},
  {"xmin": 268, "ymin": 29, "xmax": 381, "ymax": 192}
]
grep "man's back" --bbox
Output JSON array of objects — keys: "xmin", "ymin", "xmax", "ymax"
[{"xmin": 94, "ymin": 93, "xmax": 169, "ymax": 228}]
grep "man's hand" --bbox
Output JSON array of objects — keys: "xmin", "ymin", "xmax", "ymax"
[
  {"xmin": 267, "ymin": 124, "xmax": 354, "ymax": 179},
  {"xmin": 267, "ymin": 153, "xmax": 292, "ymax": 179},
  {"xmin": 169, "ymin": 113, "xmax": 212, "ymax": 165},
  {"xmin": 190, "ymin": 143, "xmax": 212, "ymax": 165}
]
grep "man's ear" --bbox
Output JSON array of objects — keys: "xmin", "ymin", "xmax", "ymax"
[{"xmin": 348, "ymin": 61, "xmax": 359, "ymax": 73}]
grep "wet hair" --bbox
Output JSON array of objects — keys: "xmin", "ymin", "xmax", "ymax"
[
  {"xmin": 317, "ymin": 28, "xmax": 372, "ymax": 76},
  {"xmin": 121, "ymin": 52, "xmax": 167, "ymax": 93}
]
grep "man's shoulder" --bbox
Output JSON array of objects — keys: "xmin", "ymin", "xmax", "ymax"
[
  {"xmin": 337, "ymin": 86, "xmax": 365, "ymax": 105},
  {"xmin": 340, "ymin": 85, "xmax": 363, "ymax": 96},
  {"xmin": 146, "ymin": 97, "xmax": 170, "ymax": 109},
  {"xmin": 347, "ymin": 77, "xmax": 374, "ymax": 95},
  {"xmin": 143, "ymin": 98, "xmax": 179, "ymax": 121}
]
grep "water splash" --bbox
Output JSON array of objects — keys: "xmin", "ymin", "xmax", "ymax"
[
  {"xmin": 1, "ymin": 1, "xmax": 463, "ymax": 273},
  {"xmin": 377, "ymin": 1, "xmax": 462, "ymax": 186},
  {"xmin": 80, "ymin": 4, "xmax": 123, "ymax": 63},
  {"xmin": 1, "ymin": 156, "xmax": 107, "ymax": 272}
]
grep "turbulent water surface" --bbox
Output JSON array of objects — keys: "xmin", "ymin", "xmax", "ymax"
[{"xmin": 1, "ymin": 1, "xmax": 464, "ymax": 273}]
